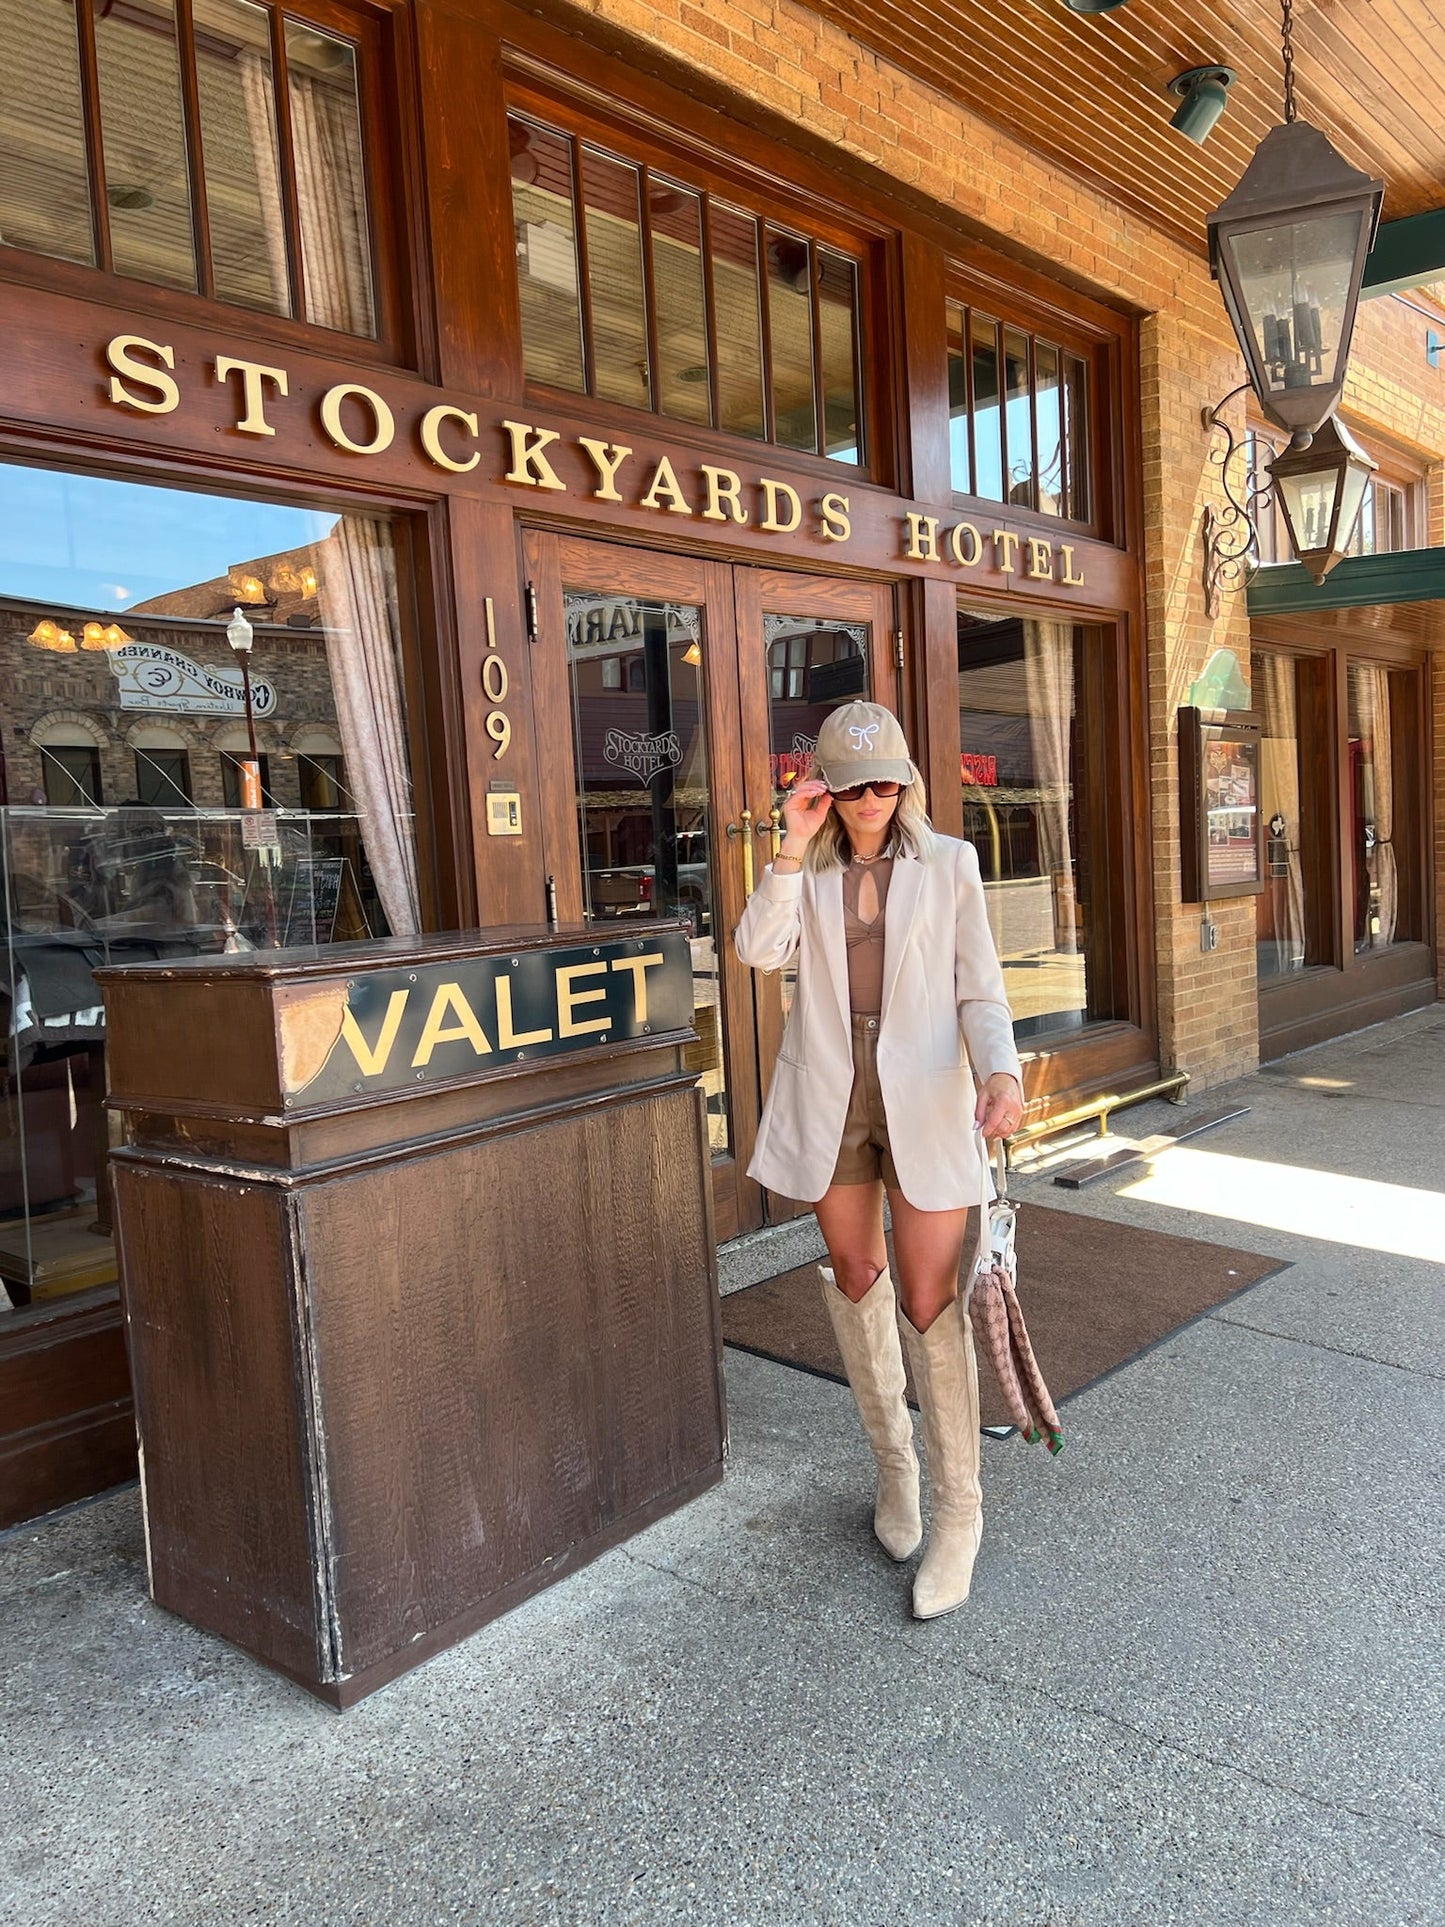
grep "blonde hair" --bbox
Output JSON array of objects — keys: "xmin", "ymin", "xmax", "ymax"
[{"xmin": 805, "ymin": 771, "xmax": 937, "ymax": 874}]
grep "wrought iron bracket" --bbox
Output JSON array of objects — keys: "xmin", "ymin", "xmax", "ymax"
[{"xmin": 1201, "ymin": 387, "xmax": 1274, "ymax": 618}]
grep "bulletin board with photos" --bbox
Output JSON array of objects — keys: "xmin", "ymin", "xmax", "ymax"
[{"xmin": 1178, "ymin": 707, "xmax": 1265, "ymax": 902}]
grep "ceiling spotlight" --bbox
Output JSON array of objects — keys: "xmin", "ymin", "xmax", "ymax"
[
  {"xmin": 1062, "ymin": 0, "xmax": 1130, "ymax": 13},
  {"xmin": 1169, "ymin": 66, "xmax": 1235, "ymax": 144}
]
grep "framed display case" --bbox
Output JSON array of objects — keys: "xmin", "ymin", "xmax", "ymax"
[{"xmin": 1178, "ymin": 707, "xmax": 1265, "ymax": 902}]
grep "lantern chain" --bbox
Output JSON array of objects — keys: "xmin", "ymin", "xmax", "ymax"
[{"xmin": 1281, "ymin": 0, "xmax": 1298, "ymax": 123}]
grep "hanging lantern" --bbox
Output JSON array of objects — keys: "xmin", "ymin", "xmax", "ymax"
[
  {"xmin": 1267, "ymin": 414, "xmax": 1377, "ymax": 582},
  {"xmin": 1206, "ymin": 5, "xmax": 1383, "ymax": 439}
]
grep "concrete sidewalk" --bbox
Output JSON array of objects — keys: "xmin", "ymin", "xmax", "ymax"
[{"xmin": 4, "ymin": 1008, "xmax": 1443, "ymax": 1927}]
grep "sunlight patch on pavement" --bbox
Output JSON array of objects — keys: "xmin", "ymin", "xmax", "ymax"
[{"xmin": 1119, "ymin": 1147, "xmax": 1445, "ymax": 1264}]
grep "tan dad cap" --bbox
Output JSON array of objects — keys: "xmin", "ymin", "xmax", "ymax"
[{"xmin": 813, "ymin": 701, "xmax": 919, "ymax": 791}]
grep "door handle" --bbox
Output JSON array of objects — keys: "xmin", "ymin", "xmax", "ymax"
[
  {"xmin": 727, "ymin": 809, "xmax": 755, "ymax": 897},
  {"xmin": 767, "ymin": 806, "xmax": 782, "ymax": 860}
]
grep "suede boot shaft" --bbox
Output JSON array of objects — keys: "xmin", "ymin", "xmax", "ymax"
[{"xmin": 819, "ymin": 1266, "xmax": 923, "ymax": 1561}]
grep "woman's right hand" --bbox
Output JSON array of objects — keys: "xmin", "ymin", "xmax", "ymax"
[{"xmin": 779, "ymin": 778, "xmax": 833, "ymax": 848}]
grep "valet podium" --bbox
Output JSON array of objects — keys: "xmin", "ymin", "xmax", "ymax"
[{"xmin": 97, "ymin": 924, "xmax": 724, "ymax": 1707}]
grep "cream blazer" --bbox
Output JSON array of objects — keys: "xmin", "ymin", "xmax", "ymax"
[{"xmin": 733, "ymin": 837, "xmax": 1023, "ymax": 1210}]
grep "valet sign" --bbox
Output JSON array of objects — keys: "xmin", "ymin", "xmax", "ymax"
[
  {"xmin": 109, "ymin": 641, "xmax": 277, "ymax": 717},
  {"xmin": 287, "ymin": 931, "xmax": 695, "ymax": 1105}
]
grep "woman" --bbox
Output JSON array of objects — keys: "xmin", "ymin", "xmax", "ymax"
[{"xmin": 734, "ymin": 701, "xmax": 1024, "ymax": 1620}]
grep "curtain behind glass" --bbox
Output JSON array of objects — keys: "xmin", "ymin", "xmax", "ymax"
[
  {"xmin": 316, "ymin": 517, "xmax": 419, "ymax": 935},
  {"xmin": 1023, "ymin": 620, "xmax": 1076, "ymax": 955}
]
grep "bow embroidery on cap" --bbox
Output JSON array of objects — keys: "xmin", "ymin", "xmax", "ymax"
[{"xmin": 847, "ymin": 722, "xmax": 880, "ymax": 752}]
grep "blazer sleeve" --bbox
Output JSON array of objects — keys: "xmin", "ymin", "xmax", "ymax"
[
  {"xmin": 954, "ymin": 841, "xmax": 1024, "ymax": 1085},
  {"xmin": 734, "ymin": 863, "xmax": 804, "ymax": 973}
]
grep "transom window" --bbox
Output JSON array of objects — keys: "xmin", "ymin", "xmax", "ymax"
[
  {"xmin": 0, "ymin": 0, "xmax": 377, "ymax": 336},
  {"xmin": 947, "ymin": 299, "xmax": 1091, "ymax": 522},
  {"xmin": 509, "ymin": 111, "xmax": 866, "ymax": 466}
]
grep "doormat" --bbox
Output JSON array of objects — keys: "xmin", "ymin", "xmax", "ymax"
[{"xmin": 720, "ymin": 1206, "xmax": 1288, "ymax": 1429}]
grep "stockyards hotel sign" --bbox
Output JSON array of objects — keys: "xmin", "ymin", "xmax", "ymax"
[{"xmin": 278, "ymin": 932, "xmax": 695, "ymax": 1107}]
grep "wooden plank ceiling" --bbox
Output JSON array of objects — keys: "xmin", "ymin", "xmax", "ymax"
[{"xmin": 796, "ymin": 0, "xmax": 1445, "ymax": 254}]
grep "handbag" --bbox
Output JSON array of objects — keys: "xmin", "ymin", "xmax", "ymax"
[{"xmin": 963, "ymin": 1130, "xmax": 1064, "ymax": 1455}]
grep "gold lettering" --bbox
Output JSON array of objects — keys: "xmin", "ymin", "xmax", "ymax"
[
  {"xmin": 214, "ymin": 356, "xmax": 288, "ymax": 437},
  {"xmin": 700, "ymin": 466, "xmax": 749, "ymax": 525},
  {"xmin": 411, "ymin": 982, "xmax": 493, "ymax": 1066},
  {"xmin": 903, "ymin": 513, "xmax": 939, "ymax": 561},
  {"xmin": 502, "ymin": 420, "xmax": 567, "ymax": 491},
  {"xmin": 495, "ymin": 974, "xmax": 553, "ymax": 1049},
  {"xmin": 758, "ymin": 478, "xmax": 802, "ymax": 533},
  {"xmin": 820, "ymin": 492, "xmax": 851, "ymax": 543},
  {"xmin": 639, "ymin": 456, "xmax": 692, "ymax": 515},
  {"xmin": 947, "ymin": 521, "xmax": 982, "ymax": 567},
  {"xmin": 577, "ymin": 437, "xmax": 633, "ymax": 502},
  {"xmin": 1024, "ymin": 537, "xmax": 1053, "ymax": 580},
  {"xmin": 556, "ymin": 960, "xmax": 611, "ymax": 1037},
  {"xmin": 420, "ymin": 404, "xmax": 480, "ymax": 474},
  {"xmin": 339, "ymin": 990, "xmax": 409, "ymax": 1078},
  {"xmin": 1059, "ymin": 543, "xmax": 1085, "ymax": 586},
  {"xmin": 610, "ymin": 952, "xmax": 666, "ymax": 1026},
  {"xmin": 105, "ymin": 335, "xmax": 180, "ymax": 415},
  {"xmin": 992, "ymin": 530, "xmax": 1020, "ymax": 574},
  {"xmin": 319, "ymin": 383, "xmax": 395, "ymax": 456}
]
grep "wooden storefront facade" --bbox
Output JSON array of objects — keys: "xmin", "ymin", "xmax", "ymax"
[{"xmin": 2, "ymin": 0, "xmax": 1438, "ymax": 1526}]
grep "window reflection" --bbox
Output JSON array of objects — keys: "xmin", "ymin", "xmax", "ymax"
[
  {"xmin": 507, "ymin": 113, "xmax": 866, "ymax": 464},
  {"xmin": 948, "ymin": 299, "xmax": 1092, "ymax": 523},
  {"xmin": 0, "ymin": 0, "xmax": 93, "ymax": 265},
  {"xmin": 564, "ymin": 592, "xmax": 728, "ymax": 1157},
  {"xmin": 0, "ymin": 0, "xmax": 378, "ymax": 336},
  {"xmin": 957, "ymin": 609, "xmax": 1120, "ymax": 1039},
  {"xmin": 1, "ymin": 462, "xmax": 419, "ymax": 1316}
]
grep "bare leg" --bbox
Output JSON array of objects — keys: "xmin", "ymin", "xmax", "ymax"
[
  {"xmin": 814, "ymin": 1181, "xmax": 889, "ymax": 1301},
  {"xmin": 888, "ymin": 1192, "xmax": 971, "ymax": 1330}
]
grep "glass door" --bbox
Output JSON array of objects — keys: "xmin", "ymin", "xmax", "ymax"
[
  {"xmin": 525, "ymin": 533, "xmax": 763, "ymax": 1238},
  {"xmin": 525, "ymin": 536, "xmax": 897, "ymax": 1238}
]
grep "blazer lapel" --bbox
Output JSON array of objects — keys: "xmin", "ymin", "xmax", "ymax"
[
  {"xmin": 880, "ymin": 854, "xmax": 925, "ymax": 1026},
  {"xmin": 815, "ymin": 867, "xmax": 850, "ymax": 1031}
]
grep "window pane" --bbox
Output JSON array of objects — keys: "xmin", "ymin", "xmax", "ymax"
[
  {"xmin": 564, "ymin": 593, "xmax": 727, "ymax": 1156},
  {"xmin": 818, "ymin": 248, "xmax": 861, "ymax": 464},
  {"xmin": 40, "ymin": 744, "xmax": 102, "ymax": 807},
  {"xmin": 0, "ymin": 462, "xmax": 420, "ymax": 1324},
  {"xmin": 764, "ymin": 613, "xmax": 869, "ymax": 1023},
  {"xmin": 582, "ymin": 147, "xmax": 649, "ymax": 410},
  {"xmin": 711, "ymin": 204, "xmax": 765, "ymax": 439},
  {"xmin": 651, "ymin": 180, "xmax": 709, "ymax": 427},
  {"xmin": 767, "ymin": 228, "xmax": 817, "ymax": 454},
  {"xmin": 1253, "ymin": 649, "xmax": 1313, "ymax": 979},
  {"xmin": 946, "ymin": 301, "xmax": 971, "ymax": 496},
  {"xmin": 0, "ymin": 0, "xmax": 93, "ymax": 264},
  {"xmin": 1349, "ymin": 662, "xmax": 1406, "ymax": 954},
  {"xmin": 94, "ymin": 0, "xmax": 196, "ymax": 291},
  {"xmin": 510, "ymin": 117, "xmax": 584, "ymax": 392},
  {"xmin": 970, "ymin": 315, "xmax": 1003, "ymax": 502},
  {"xmin": 1063, "ymin": 354, "xmax": 1090, "ymax": 522},
  {"xmin": 1035, "ymin": 342, "xmax": 1063, "ymax": 518},
  {"xmin": 285, "ymin": 22, "xmax": 374, "ymax": 336},
  {"xmin": 958, "ymin": 610, "xmax": 1121, "ymax": 1039},
  {"xmin": 1003, "ymin": 327, "xmax": 1033, "ymax": 509},
  {"xmin": 134, "ymin": 747, "xmax": 192, "ymax": 807},
  {"xmin": 195, "ymin": 0, "xmax": 289, "ymax": 315}
]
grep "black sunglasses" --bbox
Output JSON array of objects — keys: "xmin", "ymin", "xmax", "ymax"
[{"xmin": 828, "ymin": 778, "xmax": 903, "ymax": 802}]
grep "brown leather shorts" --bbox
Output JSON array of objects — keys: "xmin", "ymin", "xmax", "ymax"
[{"xmin": 830, "ymin": 1013, "xmax": 900, "ymax": 1190}]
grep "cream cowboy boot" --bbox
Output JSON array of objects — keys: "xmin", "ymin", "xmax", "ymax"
[
  {"xmin": 819, "ymin": 1266, "xmax": 923, "ymax": 1561},
  {"xmin": 900, "ymin": 1302, "xmax": 984, "ymax": 1619}
]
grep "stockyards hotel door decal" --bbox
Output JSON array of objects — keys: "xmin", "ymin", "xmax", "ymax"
[{"xmin": 277, "ymin": 933, "xmax": 695, "ymax": 1107}]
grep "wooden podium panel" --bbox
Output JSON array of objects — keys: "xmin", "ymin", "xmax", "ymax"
[{"xmin": 98, "ymin": 923, "xmax": 724, "ymax": 1706}]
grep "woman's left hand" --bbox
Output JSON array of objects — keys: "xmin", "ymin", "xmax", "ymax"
[{"xmin": 976, "ymin": 1072, "xmax": 1025, "ymax": 1142}]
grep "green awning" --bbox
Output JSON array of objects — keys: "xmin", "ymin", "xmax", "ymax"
[
  {"xmin": 1247, "ymin": 548, "xmax": 1445, "ymax": 616},
  {"xmin": 1363, "ymin": 208, "xmax": 1445, "ymax": 299}
]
